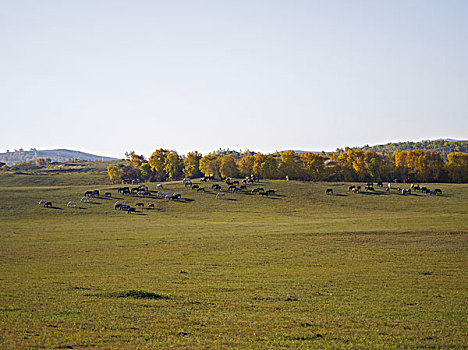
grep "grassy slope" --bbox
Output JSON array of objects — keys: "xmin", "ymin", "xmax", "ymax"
[{"xmin": 0, "ymin": 178, "xmax": 467, "ymax": 349}]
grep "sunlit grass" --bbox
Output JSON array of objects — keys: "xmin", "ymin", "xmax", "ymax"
[{"xmin": 0, "ymin": 178, "xmax": 467, "ymax": 348}]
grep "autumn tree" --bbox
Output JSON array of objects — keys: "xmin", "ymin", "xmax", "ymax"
[
  {"xmin": 199, "ymin": 154, "xmax": 221, "ymax": 178},
  {"xmin": 164, "ymin": 151, "xmax": 183, "ymax": 180},
  {"xmin": 253, "ymin": 153, "xmax": 267, "ymax": 177},
  {"xmin": 148, "ymin": 148, "xmax": 169, "ymax": 180},
  {"xmin": 261, "ymin": 155, "xmax": 279, "ymax": 179},
  {"xmin": 300, "ymin": 152, "xmax": 325, "ymax": 180},
  {"xmin": 220, "ymin": 154, "xmax": 239, "ymax": 178},
  {"xmin": 125, "ymin": 151, "xmax": 146, "ymax": 169},
  {"xmin": 183, "ymin": 151, "xmax": 203, "ymax": 178},
  {"xmin": 446, "ymin": 152, "xmax": 468, "ymax": 183},
  {"xmin": 239, "ymin": 155, "xmax": 254, "ymax": 177},
  {"xmin": 35, "ymin": 158, "xmax": 51, "ymax": 167},
  {"xmin": 279, "ymin": 151, "xmax": 302, "ymax": 179},
  {"xmin": 107, "ymin": 164, "xmax": 122, "ymax": 183}
]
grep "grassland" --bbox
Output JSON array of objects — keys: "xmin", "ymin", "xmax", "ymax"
[{"xmin": 0, "ymin": 175, "xmax": 467, "ymax": 349}]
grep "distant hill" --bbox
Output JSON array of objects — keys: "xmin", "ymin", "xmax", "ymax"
[
  {"xmin": 287, "ymin": 140, "xmax": 467, "ymax": 158},
  {"xmin": 0, "ymin": 148, "xmax": 119, "ymax": 166},
  {"xmin": 355, "ymin": 139, "xmax": 467, "ymax": 157}
]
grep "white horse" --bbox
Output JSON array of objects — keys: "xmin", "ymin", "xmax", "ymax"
[
  {"xmin": 67, "ymin": 201, "xmax": 77, "ymax": 207},
  {"xmin": 156, "ymin": 184, "xmax": 163, "ymax": 189},
  {"xmin": 81, "ymin": 196, "xmax": 90, "ymax": 202},
  {"xmin": 216, "ymin": 193, "xmax": 225, "ymax": 199},
  {"xmin": 137, "ymin": 191, "xmax": 146, "ymax": 196},
  {"xmin": 182, "ymin": 178, "xmax": 191, "ymax": 183},
  {"xmin": 38, "ymin": 200, "xmax": 47, "ymax": 206}
]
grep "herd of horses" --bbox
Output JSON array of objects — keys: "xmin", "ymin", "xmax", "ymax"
[
  {"xmin": 38, "ymin": 177, "xmax": 444, "ymax": 212},
  {"xmin": 37, "ymin": 175, "xmax": 276, "ymax": 213},
  {"xmin": 325, "ymin": 182, "xmax": 443, "ymax": 196}
]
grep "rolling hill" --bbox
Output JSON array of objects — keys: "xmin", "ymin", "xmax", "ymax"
[{"xmin": 0, "ymin": 148, "xmax": 118, "ymax": 166}]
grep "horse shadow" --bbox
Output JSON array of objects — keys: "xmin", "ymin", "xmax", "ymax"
[
  {"xmin": 333, "ymin": 194, "xmax": 348, "ymax": 197},
  {"xmin": 359, "ymin": 191, "xmax": 386, "ymax": 196},
  {"xmin": 176, "ymin": 198, "xmax": 194, "ymax": 203},
  {"xmin": 48, "ymin": 206, "xmax": 63, "ymax": 210},
  {"xmin": 87, "ymin": 202, "xmax": 102, "ymax": 205}
]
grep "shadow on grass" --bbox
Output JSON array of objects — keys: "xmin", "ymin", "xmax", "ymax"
[
  {"xmin": 47, "ymin": 206, "xmax": 63, "ymax": 210},
  {"xmin": 333, "ymin": 194, "xmax": 348, "ymax": 197},
  {"xmin": 175, "ymin": 198, "xmax": 194, "ymax": 203},
  {"xmin": 89, "ymin": 290, "xmax": 170, "ymax": 300}
]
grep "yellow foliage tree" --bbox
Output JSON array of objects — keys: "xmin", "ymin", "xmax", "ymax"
[{"xmin": 220, "ymin": 154, "xmax": 239, "ymax": 178}]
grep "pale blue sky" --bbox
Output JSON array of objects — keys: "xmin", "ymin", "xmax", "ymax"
[{"xmin": 1, "ymin": 0, "xmax": 467, "ymax": 158}]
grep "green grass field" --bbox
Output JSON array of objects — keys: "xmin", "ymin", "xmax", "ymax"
[{"xmin": 0, "ymin": 175, "xmax": 467, "ymax": 349}]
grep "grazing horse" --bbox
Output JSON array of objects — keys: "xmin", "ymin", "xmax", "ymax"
[
  {"xmin": 201, "ymin": 177, "xmax": 207, "ymax": 182},
  {"xmin": 127, "ymin": 207, "xmax": 136, "ymax": 214},
  {"xmin": 84, "ymin": 191, "xmax": 93, "ymax": 197},
  {"xmin": 421, "ymin": 187, "xmax": 427, "ymax": 193},
  {"xmin": 44, "ymin": 201, "xmax": 52, "ymax": 208},
  {"xmin": 212, "ymin": 184, "xmax": 221, "ymax": 190},
  {"xmin": 39, "ymin": 200, "xmax": 47, "ymax": 206},
  {"xmin": 156, "ymin": 184, "xmax": 163, "ymax": 189},
  {"xmin": 377, "ymin": 182, "xmax": 383, "ymax": 187},
  {"xmin": 120, "ymin": 205, "xmax": 130, "ymax": 211},
  {"xmin": 265, "ymin": 190, "xmax": 275, "ymax": 195},
  {"xmin": 147, "ymin": 203, "xmax": 155, "ymax": 209},
  {"xmin": 228, "ymin": 185, "xmax": 237, "ymax": 192},
  {"xmin": 165, "ymin": 194, "xmax": 175, "ymax": 200},
  {"xmin": 182, "ymin": 177, "xmax": 191, "ymax": 183},
  {"xmin": 81, "ymin": 196, "xmax": 90, "ymax": 203},
  {"xmin": 348, "ymin": 185, "xmax": 355, "ymax": 192},
  {"xmin": 197, "ymin": 187, "xmax": 205, "ymax": 192},
  {"xmin": 67, "ymin": 201, "xmax": 76, "ymax": 207},
  {"xmin": 173, "ymin": 193, "xmax": 182, "ymax": 199},
  {"xmin": 435, "ymin": 188, "xmax": 442, "ymax": 194},
  {"xmin": 105, "ymin": 192, "xmax": 112, "ymax": 197},
  {"xmin": 216, "ymin": 192, "xmax": 225, "ymax": 199},
  {"xmin": 184, "ymin": 181, "xmax": 193, "ymax": 187},
  {"xmin": 114, "ymin": 201, "xmax": 124, "ymax": 210},
  {"xmin": 135, "ymin": 203, "xmax": 144, "ymax": 207},
  {"xmin": 192, "ymin": 184, "xmax": 200, "ymax": 190},
  {"xmin": 91, "ymin": 190, "xmax": 99, "ymax": 197},
  {"xmin": 365, "ymin": 185, "xmax": 375, "ymax": 191},
  {"xmin": 414, "ymin": 185, "xmax": 421, "ymax": 191},
  {"xmin": 326, "ymin": 189, "xmax": 333, "ymax": 195},
  {"xmin": 259, "ymin": 191, "xmax": 269, "ymax": 197}
]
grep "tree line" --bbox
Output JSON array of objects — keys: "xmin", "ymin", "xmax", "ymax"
[{"xmin": 107, "ymin": 149, "xmax": 468, "ymax": 184}]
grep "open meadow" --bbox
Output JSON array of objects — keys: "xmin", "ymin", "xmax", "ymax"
[{"xmin": 0, "ymin": 174, "xmax": 467, "ymax": 349}]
